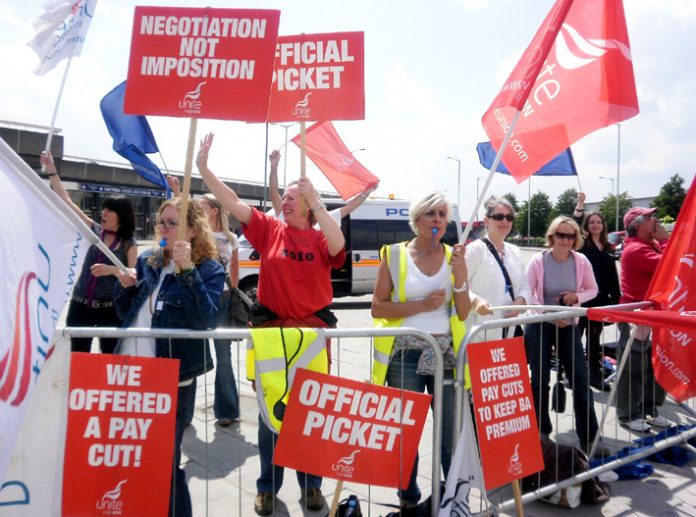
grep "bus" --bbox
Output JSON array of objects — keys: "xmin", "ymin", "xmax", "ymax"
[{"xmin": 237, "ymin": 198, "xmax": 462, "ymax": 300}]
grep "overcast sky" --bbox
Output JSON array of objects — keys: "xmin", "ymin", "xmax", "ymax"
[{"xmin": 2, "ymin": 0, "xmax": 695, "ymax": 216}]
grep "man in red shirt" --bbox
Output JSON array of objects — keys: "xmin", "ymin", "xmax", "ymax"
[{"xmin": 617, "ymin": 207, "xmax": 671, "ymax": 432}]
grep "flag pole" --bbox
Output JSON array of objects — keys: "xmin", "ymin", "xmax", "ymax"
[
  {"xmin": 615, "ymin": 124, "xmax": 621, "ymax": 232},
  {"xmin": 263, "ymin": 122, "xmax": 269, "ymax": 210},
  {"xmin": 41, "ymin": 56, "xmax": 73, "ymax": 172},
  {"xmin": 527, "ymin": 177, "xmax": 531, "ymax": 246},
  {"xmin": 176, "ymin": 117, "xmax": 198, "ymax": 273},
  {"xmin": 300, "ymin": 120, "xmax": 307, "ymax": 177},
  {"xmin": 461, "ymin": 110, "xmax": 522, "ymax": 244}
]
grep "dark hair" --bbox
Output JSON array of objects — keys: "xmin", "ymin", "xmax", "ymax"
[
  {"xmin": 582, "ymin": 211, "xmax": 610, "ymax": 249},
  {"xmin": 102, "ymin": 197, "xmax": 136, "ymax": 241}
]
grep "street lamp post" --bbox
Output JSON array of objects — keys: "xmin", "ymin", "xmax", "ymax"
[
  {"xmin": 446, "ymin": 156, "xmax": 461, "ymax": 211},
  {"xmin": 273, "ymin": 123, "xmax": 297, "ymax": 188},
  {"xmin": 599, "ymin": 175, "xmax": 616, "ymax": 230}
]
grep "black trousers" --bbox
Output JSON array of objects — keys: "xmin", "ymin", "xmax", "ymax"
[{"xmin": 65, "ymin": 300, "xmax": 121, "ymax": 354}]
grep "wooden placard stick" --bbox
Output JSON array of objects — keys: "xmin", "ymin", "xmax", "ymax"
[
  {"xmin": 300, "ymin": 120, "xmax": 307, "ymax": 177},
  {"xmin": 175, "ymin": 117, "xmax": 198, "ymax": 273}
]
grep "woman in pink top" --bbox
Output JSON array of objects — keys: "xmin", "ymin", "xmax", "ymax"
[{"xmin": 525, "ymin": 216, "xmax": 605, "ymax": 457}]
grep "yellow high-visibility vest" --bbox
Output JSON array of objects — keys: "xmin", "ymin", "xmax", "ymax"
[
  {"xmin": 371, "ymin": 241, "xmax": 468, "ymax": 387},
  {"xmin": 246, "ymin": 327, "xmax": 328, "ymax": 433}
]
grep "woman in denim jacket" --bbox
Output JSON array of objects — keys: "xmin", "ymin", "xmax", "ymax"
[{"xmin": 115, "ymin": 197, "xmax": 224, "ymax": 517}]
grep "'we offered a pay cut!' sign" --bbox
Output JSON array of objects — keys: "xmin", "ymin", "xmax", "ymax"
[
  {"xmin": 274, "ymin": 369, "xmax": 430, "ymax": 488},
  {"xmin": 62, "ymin": 353, "xmax": 179, "ymax": 517}
]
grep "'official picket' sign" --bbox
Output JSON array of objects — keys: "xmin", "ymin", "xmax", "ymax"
[{"xmin": 274, "ymin": 369, "xmax": 430, "ymax": 489}]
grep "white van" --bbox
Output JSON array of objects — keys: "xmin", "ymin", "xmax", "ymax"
[{"xmin": 237, "ymin": 199, "xmax": 462, "ymax": 300}]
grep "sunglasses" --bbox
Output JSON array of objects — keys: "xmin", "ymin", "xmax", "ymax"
[
  {"xmin": 488, "ymin": 213, "xmax": 515, "ymax": 222},
  {"xmin": 158, "ymin": 219, "xmax": 179, "ymax": 229},
  {"xmin": 554, "ymin": 231, "xmax": 576, "ymax": 241}
]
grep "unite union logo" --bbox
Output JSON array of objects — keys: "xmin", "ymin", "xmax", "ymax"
[
  {"xmin": 179, "ymin": 81, "xmax": 206, "ymax": 114},
  {"xmin": 326, "ymin": 153, "xmax": 355, "ymax": 172},
  {"xmin": 555, "ymin": 23, "xmax": 632, "ymax": 70},
  {"xmin": 0, "ymin": 272, "xmax": 37, "ymax": 407},
  {"xmin": 291, "ymin": 92, "xmax": 312, "ymax": 119},
  {"xmin": 330, "ymin": 450, "xmax": 360, "ymax": 478},
  {"xmin": 95, "ymin": 479, "xmax": 127, "ymax": 515},
  {"xmin": 507, "ymin": 443, "xmax": 523, "ymax": 476}
]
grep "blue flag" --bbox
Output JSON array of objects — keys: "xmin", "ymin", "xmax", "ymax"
[
  {"xmin": 100, "ymin": 81, "xmax": 170, "ymax": 194},
  {"xmin": 476, "ymin": 141, "xmax": 577, "ymax": 176}
]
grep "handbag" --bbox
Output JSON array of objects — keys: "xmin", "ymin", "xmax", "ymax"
[
  {"xmin": 223, "ymin": 277, "xmax": 252, "ymax": 327},
  {"xmin": 482, "ymin": 238, "xmax": 524, "ymax": 338}
]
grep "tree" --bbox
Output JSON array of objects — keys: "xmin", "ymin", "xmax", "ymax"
[
  {"xmin": 598, "ymin": 192, "xmax": 633, "ymax": 231},
  {"xmin": 552, "ymin": 188, "xmax": 579, "ymax": 218},
  {"xmin": 502, "ymin": 192, "xmax": 520, "ymax": 213},
  {"xmin": 515, "ymin": 191, "xmax": 553, "ymax": 237},
  {"xmin": 651, "ymin": 174, "xmax": 686, "ymax": 220}
]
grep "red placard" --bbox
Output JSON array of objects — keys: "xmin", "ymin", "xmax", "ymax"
[
  {"xmin": 468, "ymin": 338, "xmax": 544, "ymax": 490},
  {"xmin": 62, "ymin": 353, "xmax": 179, "ymax": 517},
  {"xmin": 274, "ymin": 369, "xmax": 430, "ymax": 489},
  {"xmin": 125, "ymin": 6, "xmax": 280, "ymax": 121},
  {"xmin": 267, "ymin": 32, "xmax": 364, "ymax": 122}
]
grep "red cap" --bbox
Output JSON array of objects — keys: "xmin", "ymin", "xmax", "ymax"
[{"xmin": 623, "ymin": 207, "xmax": 657, "ymax": 229}]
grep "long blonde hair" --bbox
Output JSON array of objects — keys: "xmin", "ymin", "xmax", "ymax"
[
  {"xmin": 202, "ymin": 193, "xmax": 236, "ymax": 243},
  {"xmin": 148, "ymin": 198, "xmax": 218, "ymax": 267}
]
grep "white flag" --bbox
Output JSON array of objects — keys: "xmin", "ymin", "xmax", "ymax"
[
  {"xmin": 439, "ymin": 398, "xmax": 486, "ymax": 517},
  {"xmin": 0, "ymin": 137, "xmax": 88, "ymax": 488},
  {"xmin": 27, "ymin": 0, "xmax": 98, "ymax": 76}
]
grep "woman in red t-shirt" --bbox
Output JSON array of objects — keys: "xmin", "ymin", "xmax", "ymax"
[{"xmin": 196, "ymin": 133, "xmax": 345, "ymax": 516}]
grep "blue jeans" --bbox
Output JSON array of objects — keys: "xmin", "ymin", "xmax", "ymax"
[
  {"xmin": 257, "ymin": 415, "xmax": 322, "ymax": 493},
  {"xmin": 525, "ymin": 322, "xmax": 599, "ymax": 450},
  {"xmin": 386, "ymin": 349, "xmax": 454, "ymax": 505},
  {"xmin": 170, "ymin": 382, "xmax": 197, "ymax": 517},
  {"xmin": 213, "ymin": 295, "xmax": 240, "ymax": 420}
]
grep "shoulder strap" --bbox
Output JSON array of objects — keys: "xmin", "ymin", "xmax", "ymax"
[{"xmin": 482, "ymin": 238, "xmax": 515, "ymax": 301}]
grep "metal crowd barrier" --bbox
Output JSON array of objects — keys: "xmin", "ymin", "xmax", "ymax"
[
  {"xmin": 59, "ymin": 326, "xmax": 448, "ymax": 517},
  {"xmin": 453, "ymin": 304, "xmax": 696, "ymax": 514}
]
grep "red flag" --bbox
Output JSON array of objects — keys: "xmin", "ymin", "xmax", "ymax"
[
  {"xmin": 292, "ymin": 122, "xmax": 379, "ymax": 200},
  {"xmin": 587, "ymin": 308, "xmax": 696, "ymax": 336},
  {"xmin": 647, "ymin": 176, "xmax": 696, "ymax": 401},
  {"xmin": 482, "ymin": 0, "xmax": 639, "ymax": 183}
]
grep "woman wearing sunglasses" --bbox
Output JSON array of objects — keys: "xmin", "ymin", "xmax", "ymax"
[
  {"xmin": 114, "ymin": 197, "xmax": 225, "ymax": 517},
  {"xmin": 525, "ymin": 216, "xmax": 605, "ymax": 457},
  {"xmin": 465, "ymin": 196, "xmax": 530, "ymax": 341}
]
